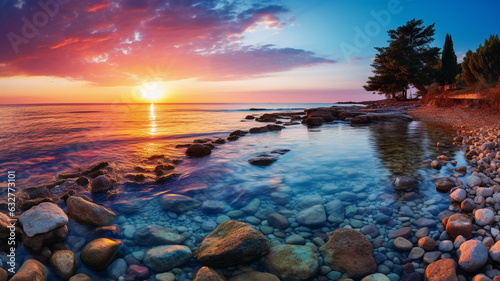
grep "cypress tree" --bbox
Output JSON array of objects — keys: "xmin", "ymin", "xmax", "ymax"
[{"xmin": 440, "ymin": 34, "xmax": 458, "ymax": 85}]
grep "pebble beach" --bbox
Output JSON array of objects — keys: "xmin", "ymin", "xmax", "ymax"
[{"xmin": 1, "ymin": 102, "xmax": 499, "ymax": 281}]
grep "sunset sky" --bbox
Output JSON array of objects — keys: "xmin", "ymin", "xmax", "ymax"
[{"xmin": 1, "ymin": 0, "xmax": 499, "ymax": 104}]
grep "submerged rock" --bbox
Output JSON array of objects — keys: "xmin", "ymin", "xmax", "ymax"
[
  {"xmin": 193, "ymin": 221, "xmax": 270, "ymax": 268},
  {"xmin": 248, "ymin": 155, "xmax": 278, "ymax": 166},
  {"xmin": 435, "ymin": 177, "xmax": 457, "ymax": 193},
  {"xmin": 265, "ymin": 245, "xmax": 318, "ymax": 281},
  {"xmin": 80, "ymin": 238, "xmax": 122, "ymax": 271},
  {"xmin": 19, "ymin": 202, "xmax": 68, "ymax": 237},
  {"xmin": 320, "ymin": 228, "xmax": 376, "ymax": 277},
  {"xmin": 186, "ymin": 144, "xmax": 212, "ymax": 157},
  {"xmin": 50, "ymin": 250, "xmax": 76, "ymax": 279},
  {"xmin": 133, "ymin": 225, "xmax": 186, "ymax": 246},
  {"xmin": 159, "ymin": 194, "xmax": 202, "ymax": 213},
  {"xmin": 296, "ymin": 205, "xmax": 326, "ymax": 226},
  {"xmin": 91, "ymin": 175, "xmax": 114, "ymax": 192},
  {"xmin": 66, "ymin": 196, "xmax": 116, "ymax": 226},
  {"xmin": 193, "ymin": 267, "xmax": 227, "ymax": 281},
  {"xmin": 393, "ymin": 176, "xmax": 419, "ymax": 191},
  {"xmin": 229, "ymin": 271, "xmax": 280, "ymax": 281},
  {"xmin": 144, "ymin": 245, "xmax": 192, "ymax": 272}
]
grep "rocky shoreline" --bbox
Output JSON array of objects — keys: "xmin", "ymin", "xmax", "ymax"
[{"xmin": 0, "ymin": 103, "xmax": 499, "ymax": 281}]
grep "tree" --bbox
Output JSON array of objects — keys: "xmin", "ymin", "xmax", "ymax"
[
  {"xmin": 440, "ymin": 34, "xmax": 458, "ymax": 85},
  {"xmin": 462, "ymin": 35, "xmax": 500, "ymax": 86},
  {"xmin": 364, "ymin": 19, "xmax": 440, "ymax": 99}
]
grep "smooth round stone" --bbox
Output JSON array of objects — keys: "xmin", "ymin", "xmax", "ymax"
[
  {"xmin": 143, "ymin": 245, "xmax": 192, "ymax": 272},
  {"xmin": 267, "ymin": 213, "xmax": 290, "ymax": 230},
  {"xmin": 387, "ymin": 273, "xmax": 400, "ymax": 281},
  {"xmin": 408, "ymin": 247, "xmax": 425, "ymax": 259},
  {"xmin": 388, "ymin": 227, "xmax": 411, "ymax": 239},
  {"xmin": 458, "ymin": 240, "xmax": 488, "ymax": 272},
  {"xmin": 350, "ymin": 219, "xmax": 364, "ymax": 228},
  {"xmin": 423, "ymin": 251, "xmax": 442, "ymax": 264},
  {"xmin": 466, "ymin": 174, "xmax": 482, "ymax": 187},
  {"xmin": 201, "ymin": 221, "xmax": 217, "ymax": 231},
  {"xmin": 260, "ymin": 226, "xmax": 274, "ymax": 235},
  {"xmin": 377, "ymin": 264, "xmax": 390, "ymax": 274},
  {"xmin": 489, "ymin": 240, "xmax": 500, "ymax": 262},
  {"xmin": 450, "ymin": 189, "xmax": 467, "ymax": 202},
  {"xmin": 50, "ymin": 250, "xmax": 76, "ymax": 279},
  {"xmin": 216, "ymin": 215, "xmax": 231, "ymax": 224},
  {"xmin": 438, "ymin": 240, "xmax": 454, "ymax": 252},
  {"xmin": 227, "ymin": 210, "xmax": 245, "ymax": 219},
  {"xmin": 246, "ymin": 216, "xmax": 261, "ymax": 225},
  {"xmin": 107, "ymin": 258, "xmax": 127, "ymax": 279},
  {"xmin": 415, "ymin": 228, "xmax": 429, "ymax": 239},
  {"xmin": 475, "ymin": 209, "xmax": 494, "ymax": 226},
  {"xmin": 80, "ymin": 238, "xmax": 122, "ymax": 271},
  {"xmin": 361, "ymin": 225, "xmax": 380, "ymax": 238},
  {"xmin": 361, "ymin": 273, "xmax": 391, "ymax": 281},
  {"xmin": 229, "ymin": 271, "xmax": 280, "ymax": 281},
  {"xmin": 412, "ymin": 218, "xmax": 437, "ymax": 227},
  {"xmin": 285, "ymin": 234, "xmax": 306, "ymax": 245},
  {"xmin": 69, "ymin": 274, "xmax": 92, "ymax": 281},
  {"xmin": 122, "ymin": 225, "xmax": 136, "ymax": 240},
  {"xmin": 296, "ymin": 205, "xmax": 326, "ymax": 226},
  {"xmin": 326, "ymin": 271, "xmax": 342, "ymax": 280},
  {"xmin": 19, "ymin": 202, "xmax": 68, "ymax": 237},
  {"xmin": 394, "ymin": 237, "xmax": 413, "ymax": 251},
  {"xmin": 271, "ymin": 192, "xmax": 290, "ymax": 205},
  {"xmin": 155, "ymin": 272, "xmax": 176, "ymax": 281},
  {"xmin": 400, "ymin": 206, "xmax": 414, "ymax": 216}
]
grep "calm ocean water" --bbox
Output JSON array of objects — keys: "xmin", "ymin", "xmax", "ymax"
[{"xmin": 0, "ymin": 103, "xmax": 466, "ymax": 280}]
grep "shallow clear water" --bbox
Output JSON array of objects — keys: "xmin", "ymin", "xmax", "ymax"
[{"xmin": 0, "ymin": 103, "xmax": 463, "ymax": 280}]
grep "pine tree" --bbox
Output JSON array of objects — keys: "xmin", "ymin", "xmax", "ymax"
[
  {"xmin": 364, "ymin": 19, "xmax": 440, "ymax": 99},
  {"xmin": 462, "ymin": 35, "xmax": 500, "ymax": 86},
  {"xmin": 440, "ymin": 34, "xmax": 458, "ymax": 85}
]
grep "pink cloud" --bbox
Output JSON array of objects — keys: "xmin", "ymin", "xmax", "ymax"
[{"xmin": 0, "ymin": 0, "xmax": 335, "ymax": 86}]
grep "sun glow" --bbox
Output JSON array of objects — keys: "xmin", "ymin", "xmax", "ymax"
[{"xmin": 140, "ymin": 82, "xmax": 164, "ymax": 102}]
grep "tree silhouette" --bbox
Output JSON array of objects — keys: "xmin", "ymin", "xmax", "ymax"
[
  {"xmin": 440, "ymin": 34, "xmax": 458, "ymax": 85},
  {"xmin": 364, "ymin": 19, "xmax": 440, "ymax": 99}
]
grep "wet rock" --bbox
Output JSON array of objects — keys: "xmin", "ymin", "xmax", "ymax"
[
  {"xmin": 125, "ymin": 264, "xmax": 150, "ymax": 281},
  {"xmin": 107, "ymin": 258, "xmax": 127, "ymax": 279},
  {"xmin": 91, "ymin": 225, "xmax": 121, "ymax": 239},
  {"xmin": 458, "ymin": 240, "xmax": 488, "ymax": 272},
  {"xmin": 320, "ymin": 228, "xmax": 376, "ymax": 277},
  {"xmin": 19, "ymin": 202, "xmax": 68, "ymax": 237},
  {"xmin": 286, "ymin": 234, "xmax": 306, "ymax": 245},
  {"xmin": 435, "ymin": 177, "xmax": 457, "ymax": 193},
  {"xmin": 267, "ymin": 213, "xmax": 289, "ymax": 230},
  {"xmin": 248, "ymin": 155, "xmax": 278, "ymax": 166},
  {"xmin": 69, "ymin": 274, "xmax": 92, "ymax": 281},
  {"xmin": 415, "ymin": 227, "xmax": 429, "ymax": 239},
  {"xmin": 325, "ymin": 199, "xmax": 344, "ymax": 224},
  {"xmin": 186, "ymin": 144, "xmax": 212, "ymax": 157},
  {"xmin": 423, "ymin": 251, "xmax": 442, "ymax": 264},
  {"xmin": 388, "ymin": 227, "xmax": 411, "ymax": 239},
  {"xmin": 113, "ymin": 200, "xmax": 142, "ymax": 214},
  {"xmin": 91, "ymin": 175, "xmax": 114, "ymax": 192},
  {"xmin": 446, "ymin": 213, "xmax": 473, "ymax": 239},
  {"xmin": 155, "ymin": 272, "xmax": 175, "ymax": 281},
  {"xmin": 431, "ymin": 160, "xmax": 442, "ymax": 169},
  {"xmin": 439, "ymin": 240, "xmax": 454, "ymax": 252},
  {"xmin": 66, "ymin": 196, "xmax": 116, "ymax": 226},
  {"xmin": 450, "ymin": 189, "xmax": 467, "ymax": 202},
  {"xmin": 418, "ymin": 237, "xmax": 436, "ymax": 251},
  {"xmin": 361, "ymin": 273, "xmax": 391, "ymax": 281},
  {"xmin": 22, "ymin": 225, "xmax": 68, "ymax": 251},
  {"xmin": 394, "ymin": 177, "xmax": 419, "ymax": 191},
  {"xmin": 265, "ymin": 245, "xmax": 318, "ymax": 281},
  {"xmin": 9, "ymin": 259, "xmax": 47, "ymax": 281},
  {"xmin": 413, "ymin": 217, "xmax": 437, "ymax": 227},
  {"xmin": 133, "ymin": 225, "xmax": 185, "ymax": 246},
  {"xmin": 50, "ymin": 250, "xmax": 76, "ymax": 279},
  {"xmin": 159, "ymin": 194, "xmax": 201, "ymax": 213},
  {"xmin": 229, "ymin": 271, "xmax": 280, "ymax": 281},
  {"xmin": 201, "ymin": 200, "xmax": 227, "ymax": 213},
  {"xmin": 193, "ymin": 266, "xmax": 227, "ymax": 281},
  {"xmin": 143, "ymin": 245, "xmax": 192, "ymax": 272},
  {"xmin": 408, "ymin": 247, "xmax": 425, "ymax": 259},
  {"xmin": 474, "ymin": 208, "xmax": 494, "ymax": 226},
  {"xmin": 305, "ymin": 117, "xmax": 324, "ymax": 126},
  {"xmin": 241, "ymin": 198, "xmax": 260, "ymax": 214},
  {"xmin": 0, "ymin": 268, "xmax": 6, "ymax": 281},
  {"xmin": 425, "ymin": 259, "xmax": 458, "ymax": 281},
  {"xmin": 80, "ymin": 238, "xmax": 122, "ymax": 271},
  {"xmin": 193, "ymin": 221, "xmax": 270, "ymax": 267},
  {"xmin": 296, "ymin": 205, "xmax": 326, "ymax": 226},
  {"xmin": 394, "ymin": 237, "xmax": 413, "ymax": 251},
  {"xmin": 270, "ymin": 192, "xmax": 290, "ymax": 205}
]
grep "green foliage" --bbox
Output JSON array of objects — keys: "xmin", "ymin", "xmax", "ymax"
[
  {"xmin": 364, "ymin": 19, "xmax": 440, "ymax": 99},
  {"xmin": 440, "ymin": 34, "xmax": 458, "ymax": 85},
  {"xmin": 462, "ymin": 35, "xmax": 500, "ymax": 86}
]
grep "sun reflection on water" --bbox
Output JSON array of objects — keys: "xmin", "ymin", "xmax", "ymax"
[{"xmin": 149, "ymin": 103, "xmax": 157, "ymax": 135}]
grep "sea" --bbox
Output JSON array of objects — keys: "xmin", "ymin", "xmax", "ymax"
[{"xmin": 0, "ymin": 103, "xmax": 466, "ymax": 280}]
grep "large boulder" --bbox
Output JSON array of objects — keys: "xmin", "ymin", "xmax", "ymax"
[
  {"xmin": 133, "ymin": 225, "xmax": 185, "ymax": 246},
  {"xmin": 192, "ymin": 267, "xmax": 227, "ymax": 281},
  {"xmin": 10, "ymin": 259, "xmax": 47, "ymax": 281},
  {"xmin": 193, "ymin": 221, "xmax": 270, "ymax": 267},
  {"xmin": 19, "ymin": 202, "xmax": 68, "ymax": 237},
  {"xmin": 264, "ymin": 245, "xmax": 318, "ymax": 281},
  {"xmin": 159, "ymin": 194, "xmax": 201, "ymax": 213},
  {"xmin": 458, "ymin": 240, "xmax": 488, "ymax": 272},
  {"xmin": 186, "ymin": 144, "xmax": 212, "ymax": 157},
  {"xmin": 50, "ymin": 250, "xmax": 76, "ymax": 279},
  {"xmin": 66, "ymin": 196, "xmax": 116, "ymax": 226},
  {"xmin": 445, "ymin": 213, "xmax": 472, "ymax": 239},
  {"xmin": 80, "ymin": 238, "xmax": 122, "ymax": 271},
  {"xmin": 320, "ymin": 228, "xmax": 376, "ymax": 277},
  {"xmin": 425, "ymin": 259, "xmax": 458, "ymax": 281},
  {"xmin": 143, "ymin": 245, "xmax": 192, "ymax": 272}
]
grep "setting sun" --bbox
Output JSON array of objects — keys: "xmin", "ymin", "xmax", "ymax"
[{"xmin": 140, "ymin": 82, "xmax": 165, "ymax": 102}]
